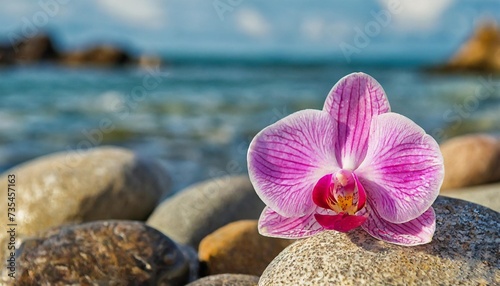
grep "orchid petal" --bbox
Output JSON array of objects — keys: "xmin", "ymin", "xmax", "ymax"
[
  {"xmin": 314, "ymin": 213, "xmax": 367, "ymax": 233},
  {"xmin": 361, "ymin": 203, "xmax": 436, "ymax": 246},
  {"xmin": 258, "ymin": 206, "xmax": 324, "ymax": 239},
  {"xmin": 323, "ymin": 72, "xmax": 390, "ymax": 169},
  {"xmin": 357, "ymin": 113, "xmax": 444, "ymax": 223},
  {"xmin": 248, "ymin": 109, "xmax": 339, "ymax": 217}
]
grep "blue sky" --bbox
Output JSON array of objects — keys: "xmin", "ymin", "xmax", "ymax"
[{"xmin": 0, "ymin": 0, "xmax": 498, "ymax": 64}]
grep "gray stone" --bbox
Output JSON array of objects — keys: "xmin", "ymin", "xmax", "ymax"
[
  {"xmin": 260, "ymin": 196, "xmax": 500, "ymax": 286},
  {"xmin": 2, "ymin": 221, "xmax": 190, "ymax": 285},
  {"xmin": 147, "ymin": 175, "xmax": 265, "ymax": 248},
  {"xmin": 187, "ymin": 274, "xmax": 259, "ymax": 286},
  {"xmin": 442, "ymin": 182, "xmax": 500, "ymax": 212},
  {"xmin": 0, "ymin": 147, "xmax": 170, "ymax": 263}
]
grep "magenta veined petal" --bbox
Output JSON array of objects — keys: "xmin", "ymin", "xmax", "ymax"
[
  {"xmin": 258, "ymin": 206, "xmax": 324, "ymax": 238},
  {"xmin": 357, "ymin": 113, "xmax": 444, "ymax": 224},
  {"xmin": 323, "ymin": 72, "xmax": 390, "ymax": 170},
  {"xmin": 361, "ymin": 203, "xmax": 436, "ymax": 246},
  {"xmin": 248, "ymin": 109, "xmax": 339, "ymax": 217}
]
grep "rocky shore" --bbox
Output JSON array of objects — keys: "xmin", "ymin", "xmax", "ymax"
[
  {"xmin": 430, "ymin": 22, "xmax": 500, "ymax": 74},
  {"xmin": 0, "ymin": 33, "xmax": 161, "ymax": 68},
  {"xmin": 0, "ymin": 138, "xmax": 499, "ymax": 285}
]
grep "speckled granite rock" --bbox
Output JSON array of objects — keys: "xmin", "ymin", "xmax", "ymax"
[
  {"xmin": 187, "ymin": 274, "xmax": 259, "ymax": 286},
  {"xmin": 260, "ymin": 196, "xmax": 500, "ymax": 286},
  {"xmin": 147, "ymin": 175, "xmax": 265, "ymax": 248},
  {"xmin": 442, "ymin": 182, "xmax": 500, "ymax": 212},
  {"xmin": 0, "ymin": 146, "xmax": 171, "ymax": 263},
  {"xmin": 199, "ymin": 220, "xmax": 293, "ymax": 276},
  {"xmin": 440, "ymin": 134, "xmax": 500, "ymax": 190},
  {"xmin": 2, "ymin": 221, "xmax": 190, "ymax": 285}
]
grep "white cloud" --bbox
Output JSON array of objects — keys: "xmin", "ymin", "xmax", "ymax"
[
  {"xmin": 378, "ymin": 0, "xmax": 454, "ymax": 30},
  {"xmin": 96, "ymin": 0, "xmax": 165, "ymax": 29},
  {"xmin": 301, "ymin": 18, "xmax": 352, "ymax": 43},
  {"xmin": 235, "ymin": 8, "xmax": 270, "ymax": 38},
  {"xmin": 301, "ymin": 18, "xmax": 324, "ymax": 41}
]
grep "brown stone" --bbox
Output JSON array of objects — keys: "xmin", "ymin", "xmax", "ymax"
[
  {"xmin": 198, "ymin": 220, "xmax": 294, "ymax": 276},
  {"xmin": 0, "ymin": 34, "xmax": 59, "ymax": 65},
  {"xmin": 2, "ymin": 221, "xmax": 191, "ymax": 285},
  {"xmin": 15, "ymin": 34, "xmax": 59, "ymax": 63},
  {"xmin": 434, "ymin": 21, "xmax": 500, "ymax": 73},
  {"xmin": 440, "ymin": 134, "xmax": 500, "ymax": 190},
  {"xmin": 60, "ymin": 45, "xmax": 132, "ymax": 67}
]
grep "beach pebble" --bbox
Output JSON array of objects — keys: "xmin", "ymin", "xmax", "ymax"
[
  {"xmin": 0, "ymin": 147, "xmax": 170, "ymax": 263},
  {"xmin": 440, "ymin": 134, "xmax": 500, "ymax": 190},
  {"xmin": 147, "ymin": 175, "xmax": 265, "ymax": 248},
  {"xmin": 187, "ymin": 274, "xmax": 259, "ymax": 286},
  {"xmin": 199, "ymin": 220, "xmax": 293, "ymax": 276},
  {"xmin": 259, "ymin": 196, "xmax": 500, "ymax": 286},
  {"xmin": 5, "ymin": 221, "xmax": 190, "ymax": 285}
]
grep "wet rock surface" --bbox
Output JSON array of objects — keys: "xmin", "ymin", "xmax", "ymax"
[{"xmin": 4, "ymin": 221, "xmax": 191, "ymax": 285}]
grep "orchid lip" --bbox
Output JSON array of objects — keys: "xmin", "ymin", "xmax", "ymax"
[
  {"xmin": 312, "ymin": 170, "xmax": 368, "ymax": 232},
  {"xmin": 313, "ymin": 170, "xmax": 366, "ymax": 215}
]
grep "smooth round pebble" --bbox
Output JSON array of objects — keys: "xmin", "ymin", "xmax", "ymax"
[
  {"xmin": 199, "ymin": 220, "xmax": 293, "ymax": 276},
  {"xmin": 440, "ymin": 134, "xmax": 500, "ymax": 189},
  {"xmin": 2, "ymin": 220, "xmax": 190, "ymax": 285},
  {"xmin": 147, "ymin": 175, "xmax": 265, "ymax": 248},
  {"xmin": 0, "ymin": 146, "xmax": 171, "ymax": 262},
  {"xmin": 260, "ymin": 196, "xmax": 500, "ymax": 286},
  {"xmin": 187, "ymin": 274, "xmax": 259, "ymax": 286}
]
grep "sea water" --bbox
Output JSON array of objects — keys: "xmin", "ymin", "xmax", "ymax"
[{"xmin": 0, "ymin": 63, "xmax": 499, "ymax": 192}]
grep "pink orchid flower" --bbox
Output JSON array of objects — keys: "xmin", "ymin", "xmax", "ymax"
[{"xmin": 247, "ymin": 72, "xmax": 444, "ymax": 246}]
